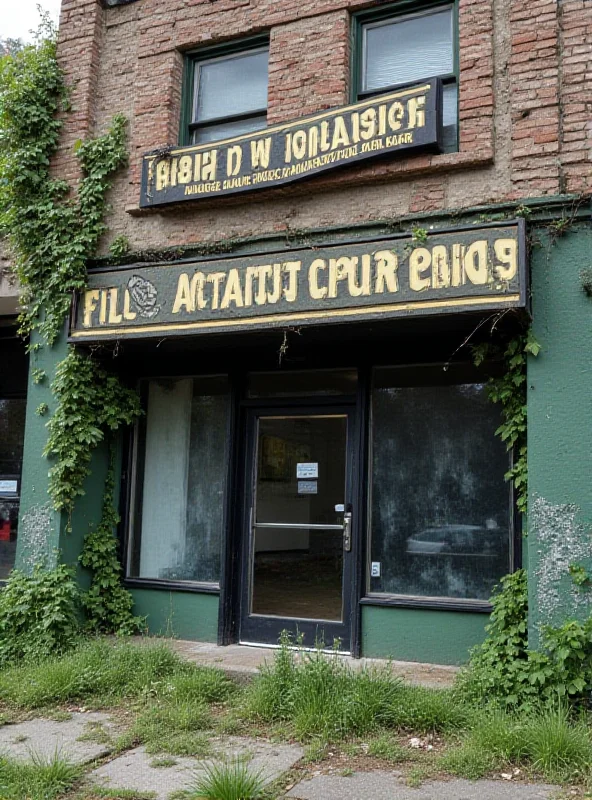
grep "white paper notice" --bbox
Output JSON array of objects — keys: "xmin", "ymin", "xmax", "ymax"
[{"xmin": 296, "ymin": 463, "xmax": 318, "ymax": 479}]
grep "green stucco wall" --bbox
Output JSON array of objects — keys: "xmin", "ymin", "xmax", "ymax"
[
  {"xmin": 130, "ymin": 589, "xmax": 219, "ymax": 641},
  {"xmin": 361, "ymin": 605, "xmax": 488, "ymax": 665},
  {"xmin": 527, "ymin": 223, "xmax": 592, "ymax": 643}
]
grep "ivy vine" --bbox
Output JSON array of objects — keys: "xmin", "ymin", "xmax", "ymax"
[
  {"xmin": 0, "ymin": 24, "xmax": 127, "ymax": 346},
  {"xmin": 473, "ymin": 329, "xmax": 541, "ymax": 515},
  {"xmin": 1, "ymin": 24, "xmax": 142, "ymax": 635}
]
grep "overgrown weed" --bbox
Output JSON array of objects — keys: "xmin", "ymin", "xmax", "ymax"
[{"xmin": 0, "ymin": 750, "xmax": 80, "ymax": 799}]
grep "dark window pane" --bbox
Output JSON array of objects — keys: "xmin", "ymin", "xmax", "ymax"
[
  {"xmin": 130, "ymin": 376, "xmax": 229, "ymax": 584},
  {"xmin": 247, "ymin": 369, "xmax": 358, "ymax": 398},
  {"xmin": 193, "ymin": 48, "xmax": 269, "ymax": 124},
  {"xmin": 192, "ymin": 114, "xmax": 267, "ymax": 145},
  {"xmin": 0, "ymin": 398, "xmax": 26, "ymax": 580},
  {"xmin": 370, "ymin": 377, "xmax": 510, "ymax": 601},
  {"xmin": 363, "ymin": 8, "xmax": 454, "ymax": 93},
  {"xmin": 442, "ymin": 82, "xmax": 458, "ymax": 151}
]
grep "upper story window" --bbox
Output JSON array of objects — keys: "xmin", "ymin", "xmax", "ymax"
[
  {"xmin": 355, "ymin": 4, "xmax": 458, "ymax": 152},
  {"xmin": 185, "ymin": 41, "xmax": 269, "ymax": 146}
]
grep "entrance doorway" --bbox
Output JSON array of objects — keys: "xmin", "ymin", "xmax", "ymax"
[{"xmin": 240, "ymin": 408, "xmax": 355, "ymax": 651}]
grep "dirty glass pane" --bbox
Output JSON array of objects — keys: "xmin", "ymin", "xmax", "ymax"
[
  {"xmin": 193, "ymin": 49, "xmax": 269, "ymax": 123},
  {"xmin": 369, "ymin": 374, "xmax": 510, "ymax": 601},
  {"xmin": 0, "ymin": 398, "xmax": 26, "ymax": 580},
  {"xmin": 131, "ymin": 377, "xmax": 229, "ymax": 584},
  {"xmin": 363, "ymin": 8, "xmax": 454, "ymax": 92}
]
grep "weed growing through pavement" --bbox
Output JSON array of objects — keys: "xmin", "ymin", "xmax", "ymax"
[
  {"xmin": 0, "ymin": 750, "xmax": 80, "ymax": 800},
  {"xmin": 186, "ymin": 758, "xmax": 266, "ymax": 800}
]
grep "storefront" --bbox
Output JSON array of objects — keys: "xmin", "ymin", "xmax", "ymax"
[
  {"xmin": 0, "ymin": 320, "xmax": 28, "ymax": 581},
  {"xmin": 69, "ymin": 220, "xmax": 526, "ymax": 658}
]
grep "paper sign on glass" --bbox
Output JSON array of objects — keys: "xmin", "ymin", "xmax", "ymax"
[{"xmin": 297, "ymin": 463, "xmax": 318, "ymax": 479}]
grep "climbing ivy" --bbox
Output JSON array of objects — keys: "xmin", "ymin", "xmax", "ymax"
[
  {"xmin": 80, "ymin": 442, "xmax": 144, "ymax": 635},
  {"xmin": 45, "ymin": 349, "xmax": 142, "ymax": 521},
  {"xmin": 473, "ymin": 329, "xmax": 541, "ymax": 515},
  {"xmin": 0, "ymin": 22, "xmax": 127, "ymax": 346},
  {"xmin": 1, "ymin": 24, "xmax": 142, "ymax": 635}
]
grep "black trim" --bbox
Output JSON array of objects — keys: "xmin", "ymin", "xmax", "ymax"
[
  {"xmin": 124, "ymin": 578, "xmax": 220, "ymax": 595},
  {"xmin": 360, "ymin": 596, "xmax": 493, "ymax": 613}
]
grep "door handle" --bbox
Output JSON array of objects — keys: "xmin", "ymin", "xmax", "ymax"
[{"xmin": 343, "ymin": 511, "xmax": 352, "ymax": 552}]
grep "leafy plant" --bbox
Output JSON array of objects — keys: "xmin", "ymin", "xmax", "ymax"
[
  {"xmin": 109, "ymin": 234, "xmax": 130, "ymax": 258},
  {"xmin": 80, "ymin": 443, "xmax": 144, "ymax": 635},
  {"xmin": 0, "ymin": 750, "xmax": 80, "ymax": 800},
  {"xmin": 568, "ymin": 563, "xmax": 590, "ymax": 588},
  {"xmin": 0, "ymin": 565, "xmax": 80, "ymax": 665},
  {"xmin": 458, "ymin": 569, "xmax": 592, "ymax": 710},
  {"xmin": 473, "ymin": 330, "xmax": 541, "ymax": 514},
  {"xmin": 44, "ymin": 348, "xmax": 142, "ymax": 521}
]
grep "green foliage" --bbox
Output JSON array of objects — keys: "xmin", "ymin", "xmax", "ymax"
[
  {"xmin": 411, "ymin": 226, "xmax": 429, "ymax": 245},
  {"xmin": 188, "ymin": 759, "xmax": 266, "ymax": 800},
  {"xmin": 31, "ymin": 367, "xmax": 46, "ymax": 384},
  {"xmin": 0, "ymin": 565, "xmax": 80, "ymax": 666},
  {"xmin": 458, "ymin": 569, "xmax": 592, "ymax": 710},
  {"xmin": 35, "ymin": 402, "xmax": 49, "ymax": 416},
  {"xmin": 246, "ymin": 633, "xmax": 407, "ymax": 740},
  {"xmin": 79, "ymin": 444, "xmax": 144, "ymax": 635},
  {"xmin": 568, "ymin": 563, "xmax": 590, "ymax": 588},
  {"xmin": 0, "ymin": 751, "xmax": 80, "ymax": 800},
  {"xmin": 473, "ymin": 330, "xmax": 540, "ymax": 514},
  {"xmin": 0, "ymin": 25, "xmax": 127, "ymax": 345},
  {"xmin": 109, "ymin": 234, "xmax": 130, "ymax": 257},
  {"xmin": 44, "ymin": 348, "xmax": 142, "ymax": 519},
  {"xmin": 0, "ymin": 639, "xmax": 216, "ymax": 708},
  {"xmin": 441, "ymin": 704, "xmax": 592, "ymax": 784}
]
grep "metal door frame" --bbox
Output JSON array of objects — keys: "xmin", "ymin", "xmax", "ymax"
[{"xmin": 238, "ymin": 404, "xmax": 358, "ymax": 651}]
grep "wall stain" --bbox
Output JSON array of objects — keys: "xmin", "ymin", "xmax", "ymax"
[
  {"xmin": 18, "ymin": 502, "xmax": 56, "ymax": 572},
  {"xmin": 531, "ymin": 496, "xmax": 592, "ymax": 629}
]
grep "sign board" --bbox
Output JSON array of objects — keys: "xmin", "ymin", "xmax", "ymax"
[
  {"xmin": 70, "ymin": 222, "xmax": 527, "ymax": 342},
  {"xmin": 297, "ymin": 480, "xmax": 318, "ymax": 495},
  {"xmin": 0, "ymin": 480, "xmax": 18, "ymax": 496},
  {"xmin": 297, "ymin": 463, "xmax": 319, "ymax": 479},
  {"xmin": 139, "ymin": 80, "xmax": 442, "ymax": 207}
]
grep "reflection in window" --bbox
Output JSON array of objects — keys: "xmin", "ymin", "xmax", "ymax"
[
  {"xmin": 0, "ymin": 398, "xmax": 26, "ymax": 580},
  {"xmin": 129, "ymin": 377, "xmax": 229, "ymax": 584},
  {"xmin": 370, "ymin": 377, "xmax": 510, "ymax": 601}
]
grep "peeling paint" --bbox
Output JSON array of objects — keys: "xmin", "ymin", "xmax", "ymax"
[
  {"xmin": 531, "ymin": 496, "xmax": 592, "ymax": 629},
  {"xmin": 18, "ymin": 502, "xmax": 57, "ymax": 572}
]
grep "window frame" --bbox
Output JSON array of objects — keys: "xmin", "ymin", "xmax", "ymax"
[
  {"xmin": 351, "ymin": 0, "xmax": 459, "ymax": 152},
  {"xmin": 363, "ymin": 362, "xmax": 520, "ymax": 612},
  {"xmin": 180, "ymin": 36, "xmax": 270, "ymax": 147},
  {"xmin": 124, "ymin": 374, "xmax": 234, "ymax": 594}
]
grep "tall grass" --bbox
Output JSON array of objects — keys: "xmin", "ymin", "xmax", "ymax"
[
  {"xmin": 188, "ymin": 759, "xmax": 266, "ymax": 800},
  {"xmin": 0, "ymin": 639, "xmax": 234, "ymax": 709},
  {"xmin": 0, "ymin": 751, "xmax": 80, "ymax": 800}
]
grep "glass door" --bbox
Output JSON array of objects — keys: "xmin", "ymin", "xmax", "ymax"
[{"xmin": 240, "ymin": 408, "xmax": 355, "ymax": 651}]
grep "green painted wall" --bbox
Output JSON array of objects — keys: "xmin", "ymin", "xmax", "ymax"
[
  {"xmin": 130, "ymin": 588, "xmax": 219, "ymax": 641},
  {"xmin": 361, "ymin": 605, "xmax": 488, "ymax": 665},
  {"xmin": 527, "ymin": 223, "xmax": 592, "ymax": 644}
]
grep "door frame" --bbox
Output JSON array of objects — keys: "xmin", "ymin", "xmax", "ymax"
[{"xmin": 238, "ymin": 402, "xmax": 360, "ymax": 652}]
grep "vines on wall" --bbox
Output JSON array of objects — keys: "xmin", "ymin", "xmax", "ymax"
[
  {"xmin": 0, "ymin": 21, "xmax": 142, "ymax": 635},
  {"xmin": 473, "ymin": 329, "xmax": 541, "ymax": 515}
]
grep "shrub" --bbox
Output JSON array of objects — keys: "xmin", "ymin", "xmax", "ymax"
[
  {"xmin": 188, "ymin": 759, "xmax": 266, "ymax": 800},
  {"xmin": 0, "ymin": 566, "xmax": 80, "ymax": 665},
  {"xmin": 457, "ymin": 569, "xmax": 592, "ymax": 710}
]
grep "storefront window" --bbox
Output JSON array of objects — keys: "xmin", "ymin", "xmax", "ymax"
[
  {"xmin": 369, "ymin": 367, "xmax": 511, "ymax": 602},
  {"xmin": 0, "ymin": 398, "xmax": 26, "ymax": 581},
  {"xmin": 129, "ymin": 376, "xmax": 230, "ymax": 585}
]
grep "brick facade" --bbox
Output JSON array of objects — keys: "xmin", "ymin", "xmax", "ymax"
[{"xmin": 53, "ymin": 0, "xmax": 592, "ymax": 253}]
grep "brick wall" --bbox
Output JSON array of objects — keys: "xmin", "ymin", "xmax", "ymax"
[{"xmin": 52, "ymin": 0, "xmax": 591, "ymax": 254}]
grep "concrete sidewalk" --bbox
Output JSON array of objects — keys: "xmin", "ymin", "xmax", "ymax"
[{"xmin": 162, "ymin": 639, "xmax": 460, "ymax": 688}]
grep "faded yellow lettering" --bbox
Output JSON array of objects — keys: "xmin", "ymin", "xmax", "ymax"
[
  {"xmin": 408, "ymin": 95, "xmax": 426, "ymax": 129},
  {"xmin": 156, "ymin": 160, "xmax": 170, "ymax": 191},
  {"xmin": 255, "ymin": 266, "xmax": 272, "ymax": 305},
  {"xmin": 360, "ymin": 108, "xmax": 377, "ymax": 141},
  {"xmin": 83, "ymin": 289, "xmax": 100, "ymax": 328},
  {"xmin": 292, "ymin": 131, "xmax": 307, "ymax": 160},
  {"xmin": 207, "ymin": 272, "xmax": 226, "ymax": 309},
  {"xmin": 348, "ymin": 255, "xmax": 371, "ymax": 297},
  {"xmin": 190, "ymin": 272, "xmax": 207, "ymax": 309},
  {"xmin": 409, "ymin": 248, "xmax": 431, "ymax": 291},
  {"xmin": 226, "ymin": 145, "xmax": 242, "ymax": 177},
  {"xmin": 251, "ymin": 138, "xmax": 272, "ymax": 169},
  {"xmin": 99, "ymin": 290, "xmax": 108, "ymax": 325},
  {"xmin": 374, "ymin": 250, "xmax": 399, "ymax": 293},
  {"xmin": 464, "ymin": 241, "xmax": 489, "ymax": 285},
  {"xmin": 328, "ymin": 257, "xmax": 350, "ymax": 298},
  {"xmin": 267, "ymin": 264, "xmax": 282, "ymax": 304},
  {"xmin": 178, "ymin": 155, "xmax": 193, "ymax": 184},
  {"xmin": 331, "ymin": 116, "xmax": 350, "ymax": 150},
  {"xmin": 452, "ymin": 244, "xmax": 465, "ymax": 287},
  {"xmin": 309, "ymin": 259, "xmax": 328, "ymax": 299},
  {"xmin": 283, "ymin": 261, "xmax": 301, "ymax": 302},
  {"xmin": 221, "ymin": 268, "xmax": 244, "ymax": 309},
  {"xmin": 172, "ymin": 273, "xmax": 193, "ymax": 313},
  {"xmin": 202, "ymin": 150, "xmax": 218, "ymax": 181},
  {"xmin": 388, "ymin": 102, "xmax": 404, "ymax": 131},
  {"xmin": 431, "ymin": 245, "xmax": 450, "ymax": 289},
  {"xmin": 108, "ymin": 288, "xmax": 123, "ymax": 324},
  {"xmin": 494, "ymin": 239, "xmax": 518, "ymax": 280}
]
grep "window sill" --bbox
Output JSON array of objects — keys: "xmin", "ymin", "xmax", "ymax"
[
  {"xmin": 124, "ymin": 578, "xmax": 220, "ymax": 595},
  {"xmin": 360, "ymin": 595, "xmax": 492, "ymax": 613}
]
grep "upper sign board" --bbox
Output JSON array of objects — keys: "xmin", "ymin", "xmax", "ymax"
[
  {"xmin": 71, "ymin": 222, "xmax": 527, "ymax": 342},
  {"xmin": 140, "ymin": 80, "xmax": 442, "ymax": 207}
]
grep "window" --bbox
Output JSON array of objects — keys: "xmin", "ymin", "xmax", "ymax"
[
  {"xmin": 185, "ymin": 42, "xmax": 269, "ymax": 145},
  {"xmin": 369, "ymin": 367, "xmax": 512, "ymax": 602},
  {"xmin": 0, "ymin": 398, "xmax": 26, "ymax": 580},
  {"xmin": 356, "ymin": 4, "xmax": 458, "ymax": 151},
  {"xmin": 128, "ymin": 376, "xmax": 230, "ymax": 585}
]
